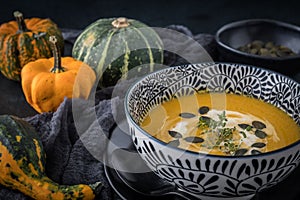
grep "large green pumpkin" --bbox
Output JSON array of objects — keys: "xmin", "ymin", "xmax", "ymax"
[{"xmin": 72, "ymin": 17, "xmax": 164, "ymax": 88}]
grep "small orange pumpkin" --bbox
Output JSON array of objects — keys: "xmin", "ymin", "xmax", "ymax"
[
  {"xmin": 0, "ymin": 11, "xmax": 64, "ymax": 81},
  {"xmin": 21, "ymin": 36, "xmax": 96, "ymax": 113}
]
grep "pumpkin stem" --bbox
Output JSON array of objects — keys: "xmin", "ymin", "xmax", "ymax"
[
  {"xmin": 112, "ymin": 17, "xmax": 130, "ymax": 28},
  {"xmin": 13, "ymin": 11, "xmax": 29, "ymax": 33},
  {"xmin": 49, "ymin": 36, "xmax": 65, "ymax": 73}
]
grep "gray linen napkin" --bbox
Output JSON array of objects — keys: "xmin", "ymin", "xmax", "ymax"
[{"xmin": 0, "ymin": 91, "xmax": 122, "ymax": 200}]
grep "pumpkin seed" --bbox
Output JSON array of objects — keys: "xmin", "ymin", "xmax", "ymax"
[
  {"xmin": 265, "ymin": 41, "xmax": 275, "ymax": 49},
  {"xmin": 251, "ymin": 142, "xmax": 266, "ymax": 148},
  {"xmin": 198, "ymin": 116, "xmax": 212, "ymax": 128},
  {"xmin": 238, "ymin": 123, "xmax": 252, "ymax": 130},
  {"xmin": 179, "ymin": 112, "xmax": 196, "ymax": 118},
  {"xmin": 200, "ymin": 116, "xmax": 211, "ymax": 124},
  {"xmin": 184, "ymin": 136, "xmax": 204, "ymax": 143},
  {"xmin": 234, "ymin": 148, "xmax": 248, "ymax": 156},
  {"xmin": 237, "ymin": 40, "xmax": 297, "ymax": 57},
  {"xmin": 251, "ymin": 40, "xmax": 264, "ymax": 49},
  {"xmin": 251, "ymin": 149, "xmax": 262, "ymax": 155},
  {"xmin": 255, "ymin": 130, "xmax": 267, "ymax": 139},
  {"xmin": 198, "ymin": 106, "xmax": 209, "ymax": 114},
  {"xmin": 167, "ymin": 139, "xmax": 180, "ymax": 147},
  {"xmin": 239, "ymin": 131, "xmax": 247, "ymax": 138},
  {"xmin": 259, "ymin": 48, "xmax": 271, "ymax": 56},
  {"xmin": 168, "ymin": 130, "xmax": 183, "ymax": 138},
  {"xmin": 252, "ymin": 121, "xmax": 266, "ymax": 129},
  {"xmin": 250, "ymin": 48, "xmax": 258, "ymax": 54}
]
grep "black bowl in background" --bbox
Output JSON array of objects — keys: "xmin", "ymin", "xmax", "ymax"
[{"xmin": 215, "ymin": 19, "xmax": 300, "ymax": 77}]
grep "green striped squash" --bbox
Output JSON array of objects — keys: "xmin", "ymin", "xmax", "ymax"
[{"xmin": 72, "ymin": 17, "xmax": 164, "ymax": 88}]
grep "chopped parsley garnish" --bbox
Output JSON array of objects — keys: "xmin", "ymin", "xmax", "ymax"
[{"xmin": 198, "ymin": 111, "xmax": 240, "ymax": 155}]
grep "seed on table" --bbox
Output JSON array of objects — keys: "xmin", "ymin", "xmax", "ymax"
[{"xmin": 168, "ymin": 130, "xmax": 183, "ymax": 138}]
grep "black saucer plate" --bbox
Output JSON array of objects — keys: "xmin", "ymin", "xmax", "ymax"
[{"xmin": 104, "ymin": 122, "xmax": 182, "ymax": 200}]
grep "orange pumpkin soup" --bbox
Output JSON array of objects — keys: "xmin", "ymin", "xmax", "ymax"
[{"xmin": 141, "ymin": 92, "xmax": 300, "ymax": 156}]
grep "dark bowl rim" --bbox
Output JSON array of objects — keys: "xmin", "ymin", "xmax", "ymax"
[
  {"xmin": 215, "ymin": 18, "xmax": 300, "ymax": 61},
  {"xmin": 124, "ymin": 62, "xmax": 300, "ymax": 159}
]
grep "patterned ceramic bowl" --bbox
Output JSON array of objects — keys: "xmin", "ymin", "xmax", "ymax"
[{"xmin": 124, "ymin": 62, "xmax": 300, "ymax": 200}]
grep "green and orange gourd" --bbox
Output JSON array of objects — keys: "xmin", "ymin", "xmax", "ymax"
[{"xmin": 0, "ymin": 114, "xmax": 101, "ymax": 199}]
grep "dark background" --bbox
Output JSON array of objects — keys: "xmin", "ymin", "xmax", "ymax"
[
  {"xmin": 1, "ymin": 0, "xmax": 300, "ymax": 35},
  {"xmin": 1, "ymin": 0, "xmax": 300, "ymax": 117}
]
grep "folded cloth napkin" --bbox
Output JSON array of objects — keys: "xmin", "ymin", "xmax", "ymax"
[
  {"xmin": 0, "ymin": 25, "xmax": 218, "ymax": 200},
  {"xmin": 0, "ymin": 89, "xmax": 123, "ymax": 200}
]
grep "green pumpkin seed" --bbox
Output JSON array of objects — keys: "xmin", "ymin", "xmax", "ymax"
[
  {"xmin": 179, "ymin": 112, "xmax": 196, "ymax": 118},
  {"xmin": 237, "ymin": 40, "xmax": 297, "ymax": 57},
  {"xmin": 259, "ymin": 48, "xmax": 271, "ymax": 56},
  {"xmin": 252, "ymin": 121, "xmax": 266, "ymax": 129},
  {"xmin": 238, "ymin": 123, "xmax": 252, "ymax": 130},
  {"xmin": 198, "ymin": 106, "xmax": 209, "ymax": 114},
  {"xmin": 198, "ymin": 116, "xmax": 212, "ymax": 126},
  {"xmin": 250, "ymin": 49, "xmax": 258, "ymax": 54},
  {"xmin": 168, "ymin": 130, "xmax": 183, "ymax": 138},
  {"xmin": 184, "ymin": 136, "xmax": 204, "ymax": 143},
  {"xmin": 234, "ymin": 148, "xmax": 248, "ymax": 156},
  {"xmin": 251, "ymin": 40, "xmax": 264, "ymax": 49},
  {"xmin": 251, "ymin": 149, "xmax": 262, "ymax": 155},
  {"xmin": 251, "ymin": 142, "xmax": 266, "ymax": 148},
  {"xmin": 239, "ymin": 131, "xmax": 247, "ymax": 138},
  {"xmin": 265, "ymin": 41, "xmax": 275, "ymax": 49},
  {"xmin": 255, "ymin": 130, "xmax": 267, "ymax": 139}
]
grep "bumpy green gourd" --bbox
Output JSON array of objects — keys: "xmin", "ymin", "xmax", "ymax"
[{"xmin": 0, "ymin": 115, "xmax": 100, "ymax": 200}]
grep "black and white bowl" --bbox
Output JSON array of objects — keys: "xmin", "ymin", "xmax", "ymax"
[{"xmin": 124, "ymin": 62, "xmax": 300, "ymax": 200}]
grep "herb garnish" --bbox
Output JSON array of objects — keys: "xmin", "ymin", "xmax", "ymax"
[{"xmin": 198, "ymin": 111, "xmax": 240, "ymax": 155}]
